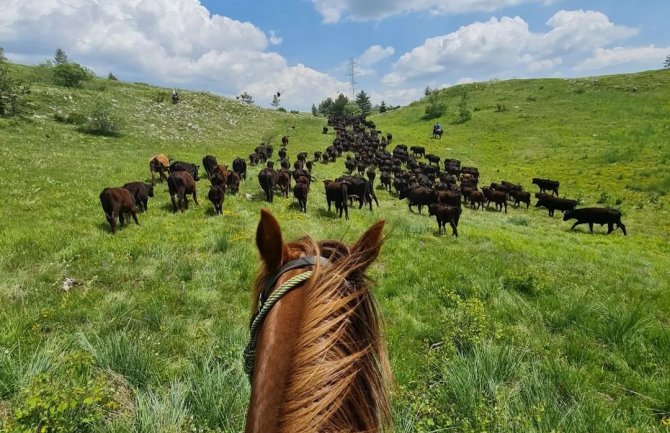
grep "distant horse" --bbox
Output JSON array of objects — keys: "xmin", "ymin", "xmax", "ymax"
[
  {"xmin": 432, "ymin": 126, "xmax": 443, "ymax": 139},
  {"xmin": 244, "ymin": 209, "xmax": 391, "ymax": 433}
]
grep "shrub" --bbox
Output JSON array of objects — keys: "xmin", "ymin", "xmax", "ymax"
[
  {"xmin": 53, "ymin": 62, "xmax": 91, "ymax": 87},
  {"xmin": 2, "ymin": 352, "xmax": 116, "ymax": 433},
  {"xmin": 107, "ymin": 72, "xmax": 118, "ymax": 81},
  {"xmin": 0, "ymin": 61, "xmax": 30, "ymax": 117},
  {"xmin": 443, "ymin": 297, "xmax": 490, "ymax": 354},
  {"xmin": 454, "ymin": 92, "xmax": 472, "ymax": 124},
  {"xmin": 153, "ymin": 90, "xmax": 168, "ymax": 103},
  {"xmin": 277, "ymin": 107, "xmax": 287, "ymax": 112},
  {"xmin": 83, "ymin": 97, "xmax": 122, "ymax": 136},
  {"xmin": 423, "ymin": 93, "xmax": 445, "ymax": 120}
]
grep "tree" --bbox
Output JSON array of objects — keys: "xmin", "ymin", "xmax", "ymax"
[
  {"xmin": 271, "ymin": 91, "xmax": 281, "ymax": 109},
  {"xmin": 455, "ymin": 91, "xmax": 472, "ymax": 124},
  {"xmin": 379, "ymin": 101, "xmax": 387, "ymax": 113},
  {"xmin": 0, "ymin": 47, "xmax": 6, "ymax": 62},
  {"xmin": 84, "ymin": 96, "xmax": 122, "ymax": 135},
  {"xmin": 424, "ymin": 86, "xmax": 433, "ymax": 96},
  {"xmin": 53, "ymin": 62, "xmax": 90, "ymax": 87},
  {"xmin": 54, "ymin": 48, "xmax": 68, "ymax": 65},
  {"xmin": 318, "ymin": 97, "xmax": 334, "ymax": 116},
  {"xmin": 238, "ymin": 91, "xmax": 254, "ymax": 104},
  {"xmin": 664, "ymin": 54, "xmax": 670, "ymax": 70},
  {"xmin": 355, "ymin": 90, "xmax": 372, "ymax": 117},
  {"xmin": 331, "ymin": 94, "xmax": 349, "ymax": 117},
  {"xmin": 311, "ymin": 104, "xmax": 318, "ymax": 116},
  {"xmin": 423, "ymin": 92, "xmax": 445, "ymax": 120},
  {"xmin": 0, "ymin": 53, "xmax": 30, "ymax": 117},
  {"xmin": 107, "ymin": 72, "xmax": 118, "ymax": 81}
]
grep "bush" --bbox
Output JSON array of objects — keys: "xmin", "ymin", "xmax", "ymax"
[
  {"xmin": 454, "ymin": 92, "xmax": 472, "ymax": 124},
  {"xmin": 277, "ymin": 107, "xmax": 286, "ymax": 112},
  {"xmin": 423, "ymin": 96, "xmax": 445, "ymax": 120},
  {"xmin": 153, "ymin": 91, "xmax": 168, "ymax": 103},
  {"xmin": 83, "ymin": 97, "xmax": 122, "ymax": 136},
  {"xmin": 2, "ymin": 352, "xmax": 116, "ymax": 433},
  {"xmin": 53, "ymin": 62, "xmax": 91, "ymax": 87},
  {"xmin": 0, "ymin": 61, "xmax": 30, "ymax": 117}
]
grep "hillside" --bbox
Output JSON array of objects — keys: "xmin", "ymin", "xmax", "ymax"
[{"xmin": 0, "ymin": 64, "xmax": 669, "ymax": 432}]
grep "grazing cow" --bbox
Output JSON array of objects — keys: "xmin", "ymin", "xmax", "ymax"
[
  {"xmin": 149, "ymin": 154, "xmax": 170, "ymax": 185},
  {"xmin": 535, "ymin": 196, "xmax": 577, "ymax": 217},
  {"xmin": 258, "ymin": 167, "xmax": 277, "ymax": 202},
  {"xmin": 410, "ymin": 146, "xmax": 426, "ymax": 158},
  {"xmin": 168, "ymin": 171, "xmax": 198, "ymax": 213},
  {"xmin": 322, "ymin": 127, "xmax": 328, "ymax": 134},
  {"xmin": 532, "ymin": 178, "xmax": 560, "ymax": 196},
  {"xmin": 428, "ymin": 204, "xmax": 461, "ymax": 236},
  {"xmin": 249, "ymin": 153, "xmax": 260, "ymax": 166},
  {"xmin": 399, "ymin": 186, "xmax": 435, "ymax": 214},
  {"xmin": 483, "ymin": 187, "xmax": 507, "ymax": 213},
  {"xmin": 426, "ymin": 154, "xmax": 441, "ymax": 167},
  {"xmin": 281, "ymin": 135, "xmax": 289, "ymax": 147},
  {"xmin": 169, "ymin": 161, "xmax": 200, "ymax": 181},
  {"xmin": 277, "ymin": 170, "xmax": 291, "ymax": 198},
  {"xmin": 324, "ymin": 180, "xmax": 349, "ymax": 220},
  {"xmin": 202, "ymin": 155, "xmax": 218, "ymax": 179},
  {"xmin": 563, "ymin": 208, "xmax": 627, "ymax": 235},
  {"xmin": 100, "ymin": 187, "xmax": 139, "ymax": 234},
  {"xmin": 293, "ymin": 181, "xmax": 309, "ymax": 213},
  {"xmin": 509, "ymin": 190, "xmax": 531, "ymax": 208},
  {"xmin": 123, "ymin": 182, "xmax": 154, "ymax": 212},
  {"xmin": 233, "ymin": 157, "xmax": 247, "ymax": 180},
  {"xmin": 226, "ymin": 171, "xmax": 240, "ymax": 195},
  {"xmin": 208, "ymin": 184, "xmax": 225, "ymax": 215}
]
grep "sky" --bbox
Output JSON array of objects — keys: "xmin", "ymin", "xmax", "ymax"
[{"xmin": 1, "ymin": 0, "xmax": 669, "ymax": 110}]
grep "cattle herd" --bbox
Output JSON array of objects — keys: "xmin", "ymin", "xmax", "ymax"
[{"xmin": 99, "ymin": 118, "xmax": 627, "ymax": 237}]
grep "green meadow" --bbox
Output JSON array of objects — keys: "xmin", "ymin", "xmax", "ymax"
[{"xmin": 1, "ymin": 63, "xmax": 669, "ymax": 432}]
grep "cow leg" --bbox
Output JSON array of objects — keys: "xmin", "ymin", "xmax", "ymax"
[
  {"xmin": 344, "ymin": 205, "xmax": 349, "ymax": 220},
  {"xmin": 151, "ymin": 171, "xmax": 156, "ymax": 186},
  {"xmin": 503, "ymin": 202, "xmax": 507, "ymax": 213},
  {"xmin": 589, "ymin": 222, "xmax": 594, "ymax": 233},
  {"xmin": 607, "ymin": 223, "xmax": 614, "ymax": 234},
  {"xmin": 130, "ymin": 209, "xmax": 139, "ymax": 226},
  {"xmin": 119, "ymin": 211, "xmax": 125, "ymax": 227},
  {"xmin": 170, "ymin": 194, "xmax": 178, "ymax": 213},
  {"xmin": 192, "ymin": 190, "xmax": 199, "ymax": 206},
  {"xmin": 570, "ymin": 221, "xmax": 582, "ymax": 231},
  {"xmin": 451, "ymin": 219, "xmax": 458, "ymax": 237},
  {"xmin": 619, "ymin": 222, "xmax": 627, "ymax": 236},
  {"xmin": 107, "ymin": 214, "xmax": 116, "ymax": 234},
  {"xmin": 327, "ymin": 200, "xmax": 332, "ymax": 212}
]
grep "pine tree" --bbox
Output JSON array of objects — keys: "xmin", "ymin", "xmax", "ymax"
[
  {"xmin": 355, "ymin": 90, "xmax": 372, "ymax": 117},
  {"xmin": 318, "ymin": 97, "xmax": 334, "ymax": 116},
  {"xmin": 379, "ymin": 101, "xmax": 387, "ymax": 113},
  {"xmin": 54, "ymin": 48, "xmax": 68, "ymax": 65},
  {"xmin": 424, "ymin": 86, "xmax": 433, "ymax": 96},
  {"xmin": 331, "ymin": 94, "xmax": 349, "ymax": 116},
  {"xmin": 311, "ymin": 104, "xmax": 318, "ymax": 116},
  {"xmin": 664, "ymin": 54, "xmax": 670, "ymax": 70},
  {"xmin": 271, "ymin": 92, "xmax": 281, "ymax": 109}
]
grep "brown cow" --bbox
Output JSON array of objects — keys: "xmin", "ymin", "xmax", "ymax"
[
  {"xmin": 100, "ymin": 187, "xmax": 139, "ymax": 234},
  {"xmin": 168, "ymin": 171, "xmax": 198, "ymax": 213},
  {"xmin": 208, "ymin": 184, "xmax": 225, "ymax": 215},
  {"xmin": 149, "ymin": 154, "xmax": 170, "ymax": 185}
]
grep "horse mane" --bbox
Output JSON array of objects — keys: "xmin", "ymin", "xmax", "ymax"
[{"xmin": 252, "ymin": 236, "xmax": 392, "ymax": 433}]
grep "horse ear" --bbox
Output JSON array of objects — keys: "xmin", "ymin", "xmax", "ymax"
[
  {"xmin": 350, "ymin": 220, "xmax": 385, "ymax": 273},
  {"xmin": 256, "ymin": 209, "xmax": 288, "ymax": 271}
]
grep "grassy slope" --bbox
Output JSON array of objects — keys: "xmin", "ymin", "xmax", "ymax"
[{"xmin": 0, "ymin": 64, "xmax": 669, "ymax": 432}]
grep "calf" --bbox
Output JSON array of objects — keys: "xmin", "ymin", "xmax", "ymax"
[
  {"xmin": 123, "ymin": 182, "xmax": 154, "ymax": 212},
  {"xmin": 468, "ymin": 190, "xmax": 485, "ymax": 210},
  {"xmin": 226, "ymin": 171, "xmax": 240, "ymax": 195},
  {"xmin": 563, "ymin": 208, "xmax": 626, "ymax": 235},
  {"xmin": 428, "ymin": 204, "xmax": 461, "ymax": 236},
  {"xmin": 293, "ymin": 181, "xmax": 309, "ymax": 213},
  {"xmin": 100, "ymin": 187, "xmax": 139, "ymax": 234},
  {"xmin": 281, "ymin": 135, "xmax": 289, "ymax": 146},
  {"xmin": 208, "ymin": 184, "xmax": 225, "ymax": 215},
  {"xmin": 532, "ymin": 178, "xmax": 560, "ymax": 196},
  {"xmin": 149, "ymin": 154, "xmax": 170, "ymax": 185},
  {"xmin": 483, "ymin": 187, "xmax": 507, "ymax": 213},
  {"xmin": 168, "ymin": 171, "xmax": 198, "ymax": 213},
  {"xmin": 509, "ymin": 190, "xmax": 531, "ymax": 208},
  {"xmin": 324, "ymin": 180, "xmax": 349, "ymax": 220},
  {"xmin": 535, "ymin": 196, "xmax": 577, "ymax": 217}
]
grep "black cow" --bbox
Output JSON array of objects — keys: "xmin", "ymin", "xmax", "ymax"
[
  {"xmin": 563, "ymin": 208, "xmax": 626, "ymax": 235},
  {"xmin": 208, "ymin": 184, "xmax": 225, "ymax": 215},
  {"xmin": 337, "ymin": 175, "xmax": 378, "ymax": 210},
  {"xmin": 202, "ymin": 155, "xmax": 218, "ymax": 179},
  {"xmin": 428, "ymin": 204, "xmax": 461, "ymax": 236},
  {"xmin": 532, "ymin": 178, "xmax": 560, "ymax": 196},
  {"xmin": 410, "ymin": 146, "xmax": 426, "ymax": 158},
  {"xmin": 123, "ymin": 182, "xmax": 154, "ymax": 212},
  {"xmin": 293, "ymin": 181, "xmax": 309, "ymax": 213},
  {"xmin": 100, "ymin": 187, "xmax": 139, "ymax": 234},
  {"xmin": 399, "ymin": 186, "xmax": 435, "ymax": 214},
  {"xmin": 169, "ymin": 161, "xmax": 200, "ymax": 181},
  {"xmin": 426, "ymin": 154, "xmax": 441, "ymax": 167},
  {"xmin": 233, "ymin": 157, "xmax": 247, "ymax": 180},
  {"xmin": 258, "ymin": 167, "xmax": 277, "ymax": 202},
  {"xmin": 324, "ymin": 180, "xmax": 349, "ymax": 220},
  {"xmin": 535, "ymin": 196, "xmax": 577, "ymax": 217}
]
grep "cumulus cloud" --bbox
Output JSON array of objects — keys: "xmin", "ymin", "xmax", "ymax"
[
  {"xmin": 357, "ymin": 45, "xmax": 395, "ymax": 65},
  {"xmin": 382, "ymin": 10, "xmax": 637, "ymax": 88},
  {"xmin": 311, "ymin": 0, "xmax": 555, "ymax": 23},
  {"xmin": 0, "ymin": 0, "xmax": 345, "ymax": 109},
  {"xmin": 574, "ymin": 45, "xmax": 669, "ymax": 71}
]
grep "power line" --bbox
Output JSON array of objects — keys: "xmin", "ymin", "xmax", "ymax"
[{"xmin": 345, "ymin": 58, "xmax": 359, "ymax": 99}]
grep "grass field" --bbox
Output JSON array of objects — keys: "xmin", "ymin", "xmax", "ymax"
[{"xmin": 1, "ymin": 63, "xmax": 669, "ymax": 432}]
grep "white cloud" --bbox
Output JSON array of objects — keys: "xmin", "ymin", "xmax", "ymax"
[
  {"xmin": 311, "ymin": 0, "xmax": 555, "ymax": 23},
  {"xmin": 382, "ymin": 10, "xmax": 637, "ymax": 88},
  {"xmin": 0, "ymin": 0, "xmax": 345, "ymax": 110},
  {"xmin": 357, "ymin": 45, "xmax": 395, "ymax": 65},
  {"xmin": 574, "ymin": 45, "xmax": 669, "ymax": 71}
]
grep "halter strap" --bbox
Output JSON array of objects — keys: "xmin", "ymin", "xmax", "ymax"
[{"xmin": 244, "ymin": 255, "xmax": 330, "ymax": 381}]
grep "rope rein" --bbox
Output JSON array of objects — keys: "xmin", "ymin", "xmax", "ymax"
[{"xmin": 243, "ymin": 270, "xmax": 314, "ymax": 381}]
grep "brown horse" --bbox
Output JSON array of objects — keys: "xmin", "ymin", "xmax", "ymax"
[{"xmin": 244, "ymin": 209, "xmax": 391, "ymax": 433}]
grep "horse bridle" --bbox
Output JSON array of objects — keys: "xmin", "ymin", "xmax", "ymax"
[{"xmin": 243, "ymin": 256, "xmax": 330, "ymax": 381}]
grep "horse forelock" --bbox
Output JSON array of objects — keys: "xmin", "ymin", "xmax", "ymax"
[{"xmin": 250, "ymin": 236, "xmax": 391, "ymax": 433}]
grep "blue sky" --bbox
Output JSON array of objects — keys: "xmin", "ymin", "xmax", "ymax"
[{"xmin": 2, "ymin": 0, "xmax": 669, "ymax": 110}]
